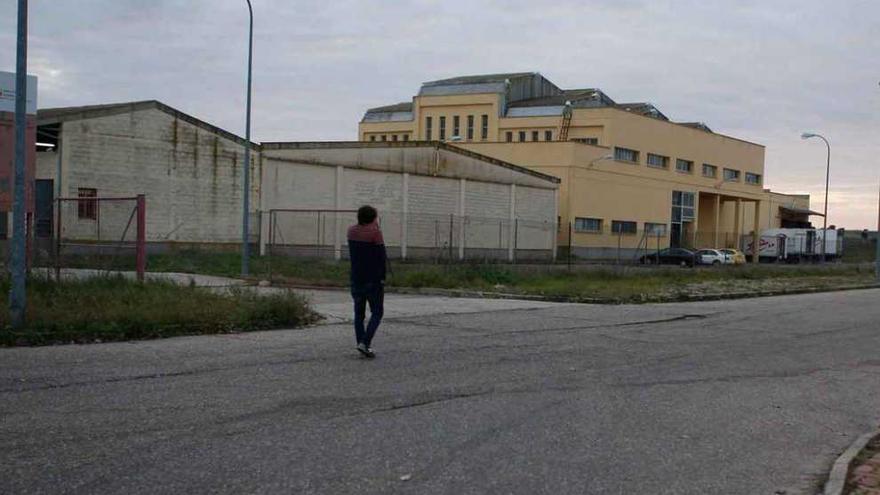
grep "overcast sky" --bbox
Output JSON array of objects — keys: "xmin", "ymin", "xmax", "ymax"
[{"xmin": 2, "ymin": 0, "xmax": 878, "ymax": 228}]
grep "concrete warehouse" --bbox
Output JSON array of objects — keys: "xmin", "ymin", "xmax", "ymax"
[
  {"xmin": 29, "ymin": 100, "xmax": 558, "ymax": 260},
  {"xmin": 259, "ymin": 142, "xmax": 559, "ymax": 260},
  {"xmin": 359, "ymin": 72, "xmax": 819, "ymax": 259}
]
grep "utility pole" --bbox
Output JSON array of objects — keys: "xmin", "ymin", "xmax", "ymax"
[
  {"xmin": 240, "ymin": 0, "xmax": 254, "ymax": 277},
  {"xmin": 9, "ymin": 0, "xmax": 28, "ymax": 328},
  {"xmin": 876, "ymin": 179, "xmax": 879, "ymax": 281}
]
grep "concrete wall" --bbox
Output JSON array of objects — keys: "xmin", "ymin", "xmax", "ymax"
[
  {"xmin": 260, "ymin": 143, "xmax": 558, "ymax": 260},
  {"xmin": 35, "ymin": 107, "xmax": 259, "ymax": 244}
]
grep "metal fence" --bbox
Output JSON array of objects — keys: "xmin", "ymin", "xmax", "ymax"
[
  {"xmin": 560, "ymin": 224, "xmax": 848, "ymax": 264},
  {"xmin": 263, "ymin": 209, "xmax": 557, "ymax": 262}
]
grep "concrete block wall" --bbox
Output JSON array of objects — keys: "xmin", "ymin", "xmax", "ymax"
[
  {"xmin": 260, "ymin": 146, "xmax": 558, "ymax": 260},
  {"xmin": 38, "ymin": 107, "xmax": 259, "ymax": 244}
]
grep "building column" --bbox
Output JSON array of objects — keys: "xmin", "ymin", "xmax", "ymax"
[
  {"xmin": 509, "ymin": 183, "xmax": 516, "ymax": 262},
  {"xmin": 401, "ymin": 173, "xmax": 409, "ymax": 260},
  {"xmin": 551, "ymin": 187, "xmax": 559, "ymax": 261},
  {"xmin": 458, "ymin": 178, "xmax": 466, "ymax": 260},
  {"xmin": 734, "ymin": 198, "xmax": 742, "ymax": 249},
  {"xmin": 714, "ymin": 194, "xmax": 721, "ymax": 248},
  {"xmin": 752, "ymin": 199, "xmax": 761, "ymax": 263},
  {"xmin": 692, "ymin": 192, "xmax": 700, "ymax": 249},
  {"xmin": 333, "ymin": 166, "xmax": 343, "ymax": 260}
]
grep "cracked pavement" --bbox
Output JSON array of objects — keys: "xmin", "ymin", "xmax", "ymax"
[{"xmin": 2, "ymin": 289, "xmax": 880, "ymax": 494}]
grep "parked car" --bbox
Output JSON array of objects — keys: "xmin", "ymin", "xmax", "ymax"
[
  {"xmin": 639, "ymin": 248, "xmax": 696, "ymax": 266},
  {"xmin": 695, "ymin": 249, "xmax": 726, "ymax": 265},
  {"xmin": 719, "ymin": 248, "xmax": 746, "ymax": 265}
]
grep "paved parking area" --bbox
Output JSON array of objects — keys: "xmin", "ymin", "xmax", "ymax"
[{"xmin": 2, "ymin": 289, "xmax": 879, "ymax": 494}]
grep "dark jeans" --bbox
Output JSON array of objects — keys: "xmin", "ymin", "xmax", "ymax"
[{"xmin": 352, "ymin": 282, "xmax": 384, "ymax": 347}]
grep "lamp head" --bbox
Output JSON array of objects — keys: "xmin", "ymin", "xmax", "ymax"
[{"xmin": 801, "ymin": 132, "xmax": 816, "ymax": 139}]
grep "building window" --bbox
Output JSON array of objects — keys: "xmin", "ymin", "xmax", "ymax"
[
  {"xmin": 381, "ymin": 135, "xmax": 387, "ymax": 142},
  {"xmin": 369, "ymin": 135, "xmax": 376, "ymax": 142},
  {"xmin": 453, "ymin": 115, "xmax": 460, "ymax": 139},
  {"xmin": 702, "ymin": 163, "xmax": 717, "ymax": 178},
  {"xmin": 426, "ymin": 116, "xmax": 432, "ymax": 140},
  {"xmin": 403, "ymin": 134, "xmax": 409, "ymax": 142},
  {"xmin": 439, "ymin": 116, "xmax": 446, "ymax": 141},
  {"xmin": 676, "ymin": 159, "xmax": 693, "ymax": 174},
  {"xmin": 647, "ymin": 153, "xmax": 669, "ymax": 169},
  {"xmin": 671, "ymin": 191, "xmax": 696, "ymax": 222},
  {"xmin": 506, "ymin": 132, "xmax": 513, "ymax": 142},
  {"xmin": 531, "ymin": 130, "xmax": 539, "ymax": 142},
  {"xmin": 481, "ymin": 115, "xmax": 488, "ymax": 140},
  {"xmin": 724, "ymin": 168, "xmax": 740, "ymax": 182},
  {"xmin": 573, "ymin": 137, "xmax": 599, "ymax": 145},
  {"xmin": 518, "ymin": 131, "xmax": 526, "ymax": 142},
  {"xmin": 78, "ymin": 188, "xmax": 97, "ymax": 220},
  {"xmin": 545, "ymin": 130, "xmax": 553, "ymax": 141},
  {"xmin": 745, "ymin": 172, "xmax": 762, "ymax": 185},
  {"xmin": 614, "ymin": 147, "xmax": 639, "ymax": 163},
  {"xmin": 392, "ymin": 135, "xmax": 398, "ymax": 142},
  {"xmin": 575, "ymin": 217, "xmax": 602, "ymax": 233},
  {"xmin": 467, "ymin": 115, "xmax": 474, "ymax": 140},
  {"xmin": 646, "ymin": 222, "xmax": 667, "ymax": 236},
  {"xmin": 611, "ymin": 220, "xmax": 637, "ymax": 235}
]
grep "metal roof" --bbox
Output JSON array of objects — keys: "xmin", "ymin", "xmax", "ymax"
[
  {"xmin": 677, "ymin": 122, "xmax": 714, "ymax": 132},
  {"xmin": 507, "ymin": 89, "xmax": 612, "ymax": 108},
  {"xmin": 365, "ymin": 102, "xmax": 413, "ymax": 113},
  {"xmin": 616, "ymin": 102, "xmax": 669, "ymax": 121},
  {"xmin": 259, "ymin": 141, "xmax": 560, "ymax": 184},
  {"xmin": 37, "ymin": 100, "xmax": 257, "ymax": 149},
  {"xmin": 780, "ymin": 205, "xmax": 824, "ymax": 217},
  {"xmin": 422, "ymin": 72, "xmax": 537, "ymax": 87}
]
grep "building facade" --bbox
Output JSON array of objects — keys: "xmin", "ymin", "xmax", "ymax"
[
  {"xmin": 259, "ymin": 141, "xmax": 559, "ymax": 261},
  {"xmin": 35, "ymin": 101, "xmax": 260, "ymax": 247},
  {"xmin": 31, "ymin": 100, "xmax": 559, "ymax": 261},
  {"xmin": 359, "ymin": 72, "xmax": 816, "ymax": 260}
]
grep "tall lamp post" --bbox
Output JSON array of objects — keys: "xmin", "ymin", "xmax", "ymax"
[
  {"xmin": 9, "ymin": 0, "xmax": 29, "ymax": 328},
  {"xmin": 241, "ymin": 0, "xmax": 254, "ymax": 277},
  {"xmin": 801, "ymin": 132, "xmax": 831, "ymax": 260}
]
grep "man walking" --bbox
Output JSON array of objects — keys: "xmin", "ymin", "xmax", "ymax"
[{"xmin": 347, "ymin": 205, "xmax": 386, "ymax": 358}]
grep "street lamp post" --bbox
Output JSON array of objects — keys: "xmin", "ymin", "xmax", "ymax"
[
  {"xmin": 801, "ymin": 132, "xmax": 831, "ymax": 261},
  {"xmin": 241, "ymin": 0, "xmax": 254, "ymax": 277},
  {"xmin": 9, "ymin": 0, "xmax": 29, "ymax": 328}
]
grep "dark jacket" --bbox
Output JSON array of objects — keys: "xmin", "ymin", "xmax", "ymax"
[{"xmin": 347, "ymin": 221, "xmax": 387, "ymax": 287}]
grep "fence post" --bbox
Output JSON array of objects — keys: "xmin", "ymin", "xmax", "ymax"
[
  {"xmin": 568, "ymin": 221, "xmax": 572, "ymax": 270},
  {"xmin": 135, "ymin": 194, "xmax": 146, "ymax": 282},
  {"xmin": 448, "ymin": 214, "xmax": 454, "ymax": 262},
  {"xmin": 55, "ymin": 198, "xmax": 62, "ymax": 281},
  {"xmin": 616, "ymin": 228, "xmax": 622, "ymax": 265},
  {"xmin": 514, "ymin": 219, "xmax": 519, "ymax": 263}
]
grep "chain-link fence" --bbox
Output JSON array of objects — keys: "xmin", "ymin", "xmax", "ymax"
[
  {"xmin": 31, "ymin": 195, "xmax": 146, "ymax": 280},
  {"xmin": 263, "ymin": 209, "xmax": 556, "ymax": 262},
  {"xmin": 559, "ymin": 224, "xmax": 847, "ymax": 264}
]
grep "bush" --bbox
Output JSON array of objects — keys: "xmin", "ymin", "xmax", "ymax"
[{"xmin": 0, "ymin": 276, "xmax": 319, "ymax": 346}]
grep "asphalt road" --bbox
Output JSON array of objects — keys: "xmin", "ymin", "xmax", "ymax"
[{"xmin": 2, "ymin": 289, "xmax": 880, "ymax": 495}]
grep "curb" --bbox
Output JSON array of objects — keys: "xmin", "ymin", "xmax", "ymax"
[
  {"xmin": 824, "ymin": 428, "xmax": 880, "ymax": 495},
  {"xmin": 388, "ymin": 283, "xmax": 880, "ymax": 305}
]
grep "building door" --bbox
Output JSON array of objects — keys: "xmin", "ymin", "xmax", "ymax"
[
  {"xmin": 35, "ymin": 179, "xmax": 54, "ymax": 238},
  {"xmin": 670, "ymin": 223, "xmax": 682, "ymax": 248}
]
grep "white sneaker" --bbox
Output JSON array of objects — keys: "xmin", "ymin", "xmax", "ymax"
[{"xmin": 356, "ymin": 343, "xmax": 375, "ymax": 358}]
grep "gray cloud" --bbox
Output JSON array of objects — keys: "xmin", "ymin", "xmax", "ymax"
[{"xmin": 1, "ymin": 0, "xmax": 878, "ymax": 227}]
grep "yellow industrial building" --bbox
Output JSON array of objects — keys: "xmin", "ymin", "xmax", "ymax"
[{"xmin": 359, "ymin": 72, "xmax": 816, "ymax": 260}]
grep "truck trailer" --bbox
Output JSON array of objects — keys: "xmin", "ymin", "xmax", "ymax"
[{"xmin": 742, "ymin": 228, "xmax": 842, "ymax": 262}]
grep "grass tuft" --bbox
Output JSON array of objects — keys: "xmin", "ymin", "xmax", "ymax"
[{"xmin": 0, "ymin": 275, "xmax": 319, "ymax": 346}]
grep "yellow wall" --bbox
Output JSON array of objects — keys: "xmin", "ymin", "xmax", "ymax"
[{"xmin": 360, "ymin": 87, "xmax": 810, "ymax": 255}]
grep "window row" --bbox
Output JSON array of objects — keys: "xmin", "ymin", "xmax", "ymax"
[
  {"xmin": 504, "ymin": 129, "xmax": 554, "ymax": 143},
  {"xmin": 368, "ymin": 134, "xmax": 410, "ymax": 142},
  {"xmin": 425, "ymin": 114, "xmax": 489, "ymax": 141},
  {"xmin": 574, "ymin": 217, "xmax": 668, "ymax": 236},
  {"xmin": 614, "ymin": 147, "xmax": 762, "ymax": 185}
]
